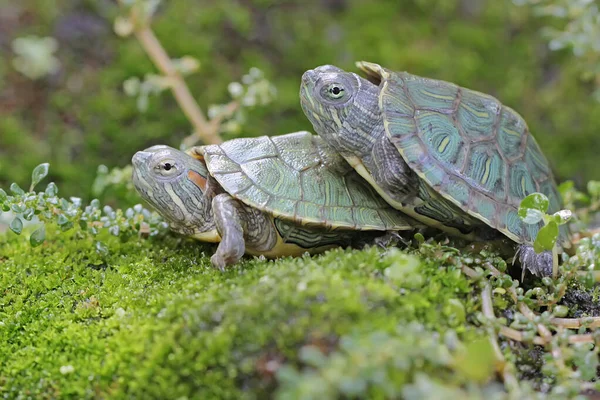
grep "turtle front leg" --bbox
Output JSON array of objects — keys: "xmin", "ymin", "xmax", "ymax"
[
  {"xmin": 211, "ymin": 194, "xmax": 247, "ymax": 270},
  {"xmin": 210, "ymin": 193, "xmax": 278, "ymax": 270},
  {"xmin": 517, "ymin": 244, "xmax": 553, "ymax": 277}
]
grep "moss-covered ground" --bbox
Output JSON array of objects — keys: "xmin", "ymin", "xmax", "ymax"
[
  {"xmin": 3, "ymin": 0, "xmax": 600, "ymax": 398},
  {"xmin": 2, "ymin": 222, "xmax": 599, "ymax": 398},
  {"xmin": 0, "ymin": 227, "xmax": 475, "ymax": 398},
  {"xmin": 1, "ymin": 0, "xmax": 599, "ymax": 199}
]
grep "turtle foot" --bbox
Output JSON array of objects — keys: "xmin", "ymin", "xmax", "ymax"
[
  {"xmin": 373, "ymin": 231, "xmax": 411, "ymax": 250},
  {"xmin": 517, "ymin": 244, "xmax": 553, "ymax": 277},
  {"xmin": 210, "ymin": 251, "xmax": 241, "ymax": 272}
]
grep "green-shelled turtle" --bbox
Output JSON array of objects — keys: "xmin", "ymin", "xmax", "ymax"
[
  {"xmin": 300, "ymin": 61, "xmax": 570, "ymax": 276},
  {"xmin": 132, "ymin": 131, "xmax": 420, "ymax": 269}
]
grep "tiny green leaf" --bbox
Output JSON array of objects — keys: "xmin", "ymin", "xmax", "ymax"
[
  {"xmin": 454, "ymin": 339, "xmax": 496, "ymax": 383},
  {"xmin": 11, "ymin": 203, "xmax": 26, "ymax": 214},
  {"xmin": 95, "ymin": 241, "xmax": 109, "ymax": 255},
  {"xmin": 553, "ymin": 305, "xmax": 569, "ymax": 318},
  {"xmin": 60, "ymin": 221, "xmax": 74, "ymax": 232},
  {"xmin": 45, "ymin": 182, "xmax": 58, "ymax": 197},
  {"xmin": 518, "ymin": 193, "xmax": 549, "ymax": 225},
  {"xmin": 30, "ymin": 163, "xmax": 50, "ymax": 191},
  {"xmin": 57, "ymin": 214, "xmax": 70, "ymax": 226},
  {"xmin": 30, "ymin": 225, "xmax": 46, "ymax": 247},
  {"xmin": 10, "ymin": 217, "xmax": 23, "ymax": 235},
  {"xmin": 519, "ymin": 208, "xmax": 544, "ymax": 225},
  {"xmin": 519, "ymin": 193, "xmax": 549, "ymax": 213},
  {"xmin": 552, "ymin": 209, "xmax": 573, "ymax": 225},
  {"xmin": 557, "ymin": 180, "xmax": 574, "ymax": 195},
  {"xmin": 22, "ymin": 208, "xmax": 35, "ymax": 221},
  {"xmin": 414, "ymin": 232, "xmax": 425, "ymax": 244},
  {"xmin": 0, "ymin": 188, "xmax": 7, "ymax": 203},
  {"xmin": 533, "ymin": 221, "xmax": 559, "ymax": 253},
  {"xmin": 10, "ymin": 183, "xmax": 25, "ymax": 195}
]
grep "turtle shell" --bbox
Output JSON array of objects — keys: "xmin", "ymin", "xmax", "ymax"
[
  {"xmin": 357, "ymin": 61, "xmax": 565, "ymax": 245},
  {"xmin": 199, "ymin": 131, "xmax": 420, "ymax": 231}
]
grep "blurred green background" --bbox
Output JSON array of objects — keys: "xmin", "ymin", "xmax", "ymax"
[{"xmin": 1, "ymin": 0, "xmax": 599, "ymax": 201}]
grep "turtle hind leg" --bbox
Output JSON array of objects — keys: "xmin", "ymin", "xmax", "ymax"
[
  {"xmin": 516, "ymin": 244, "xmax": 553, "ymax": 277},
  {"xmin": 372, "ymin": 231, "xmax": 412, "ymax": 249},
  {"xmin": 349, "ymin": 230, "xmax": 414, "ymax": 250}
]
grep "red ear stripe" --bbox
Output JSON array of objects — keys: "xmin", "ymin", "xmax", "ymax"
[{"xmin": 187, "ymin": 170, "xmax": 207, "ymax": 191}]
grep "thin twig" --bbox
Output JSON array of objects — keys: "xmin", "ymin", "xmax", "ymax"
[
  {"xmin": 481, "ymin": 284, "xmax": 521, "ymax": 392},
  {"xmin": 499, "ymin": 326, "xmax": 546, "ymax": 346},
  {"xmin": 551, "ymin": 317, "xmax": 600, "ymax": 330},
  {"xmin": 568, "ymin": 334, "xmax": 595, "ymax": 344},
  {"xmin": 181, "ymin": 100, "xmax": 240, "ymax": 148},
  {"xmin": 460, "ymin": 265, "xmax": 480, "ymax": 279},
  {"xmin": 118, "ymin": 1, "xmax": 222, "ymax": 144}
]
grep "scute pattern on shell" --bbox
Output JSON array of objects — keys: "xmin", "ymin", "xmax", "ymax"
[
  {"xmin": 365, "ymin": 63, "xmax": 562, "ymax": 244},
  {"xmin": 202, "ymin": 131, "xmax": 418, "ymax": 231}
]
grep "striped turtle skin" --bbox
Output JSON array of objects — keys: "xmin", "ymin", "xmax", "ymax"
[
  {"xmin": 300, "ymin": 62, "xmax": 569, "ymax": 276},
  {"xmin": 132, "ymin": 131, "xmax": 419, "ymax": 269}
]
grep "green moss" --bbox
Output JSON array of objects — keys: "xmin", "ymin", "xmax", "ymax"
[
  {"xmin": 1, "ymin": 0, "xmax": 599, "ymax": 200},
  {"xmin": 1, "ymin": 227, "xmax": 496, "ymax": 399},
  {"xmin": 2, "ymin": 223, "xmax": 600, "ymax": 397}
]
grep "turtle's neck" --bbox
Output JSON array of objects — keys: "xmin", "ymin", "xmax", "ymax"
[{"xmin": 336, "ymin": 79, "xmax": 384, "ymax": 159}]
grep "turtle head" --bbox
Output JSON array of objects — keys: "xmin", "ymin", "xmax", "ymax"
[
  {"xmin": 300, "ymin": 65, "xmax": 377, "ymax": 146},
  {"xmin": 132, "ymin": 145, "xmax": 216, "ymax": 237}
]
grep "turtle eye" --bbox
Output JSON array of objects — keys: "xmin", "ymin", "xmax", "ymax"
[
  {"xmin": 155, "ymin": 159, "xmax": 179, "ymax": 177},
  {"xmin": 322, "ymin": 83, "xmax": 346, "ymax": 100}
]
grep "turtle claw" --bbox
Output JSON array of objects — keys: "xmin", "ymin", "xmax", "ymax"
[
  {"xmin": 516, "ymin": 244, "xmax": 553, "ymax": 278},
  {"xmin": 210, "ymin": 253, "xmax": 231, "ymax": 272}
]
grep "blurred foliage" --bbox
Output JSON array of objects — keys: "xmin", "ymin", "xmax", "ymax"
[
  {"xmin": 514, "ymin": 0, "xmax": 600, "ymax": 100},
  {"xmin": 1, "ymin": 0, "xmax": 600, "ymax": 205},
  {"xmin": 11, "ymin": 35, "xmax": 60, "ymax": 80}
]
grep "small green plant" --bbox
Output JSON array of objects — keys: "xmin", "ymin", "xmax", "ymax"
[
  {"xmin": 558, "ymin": 180, "xmax": 600, "ymax": 225},
  {"xmin": 11, "ymin": 35, "xmax": 60, "ymax": 80},
  {"xmin": 518, "ymin": 192, "xmax": 572, "ymax": 277},
  {"xmin": 0, "ymin": 163, "xmax": 167, "ymax": 253},
  {"xmin": 514, "ymin": 0, "xmax": 600, "ymax": 101},
  {"xmin": 113, "ymin": 0, "xmax": 277, "ymax": 147}
]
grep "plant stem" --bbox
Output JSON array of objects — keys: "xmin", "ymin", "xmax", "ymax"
[
  {"xmin": 552, "ymin": 245, "xmax": 558, "ymax": 278},
  {"xmin": 481, "ymin": 284, "xmax": 521, "ymax": 393},
  {"xmin": 118, "ymin": 1, "xmax": 222, "ymax": 145}
]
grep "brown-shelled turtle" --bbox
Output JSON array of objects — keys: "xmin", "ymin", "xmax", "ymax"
[
  {"xmin": 132, "ymin": 131, "xmax": 420, "ymax": 269},
  {"xmin": 300, "ymin": 61, "xmax": 570, "ymax": 276}
]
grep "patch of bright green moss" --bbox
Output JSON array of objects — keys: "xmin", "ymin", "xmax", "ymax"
[
  {"xmin": 1, "ymin": 0, "xmax": 599, "ymax": 200},
  {"xmin": 1, "ymin": 227, "xmax": 501, "ymax": 399}
]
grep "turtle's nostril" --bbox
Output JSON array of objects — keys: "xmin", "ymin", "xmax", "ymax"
[
  {"xmin": 301, "ymin": 69, "xmax": 317, "ymax": 85},
  {"xmin": 132, "ymin": 151, "xmax": 152, "ymax": 167}
]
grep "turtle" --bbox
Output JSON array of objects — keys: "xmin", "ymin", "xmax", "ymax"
[
  {"xmin": 131, "ymin": 131, "xmax": 421, "ymax": 269},
  {"xmin": 299, "ymin": 61, "xmax": 570, "ymax": 276}
]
